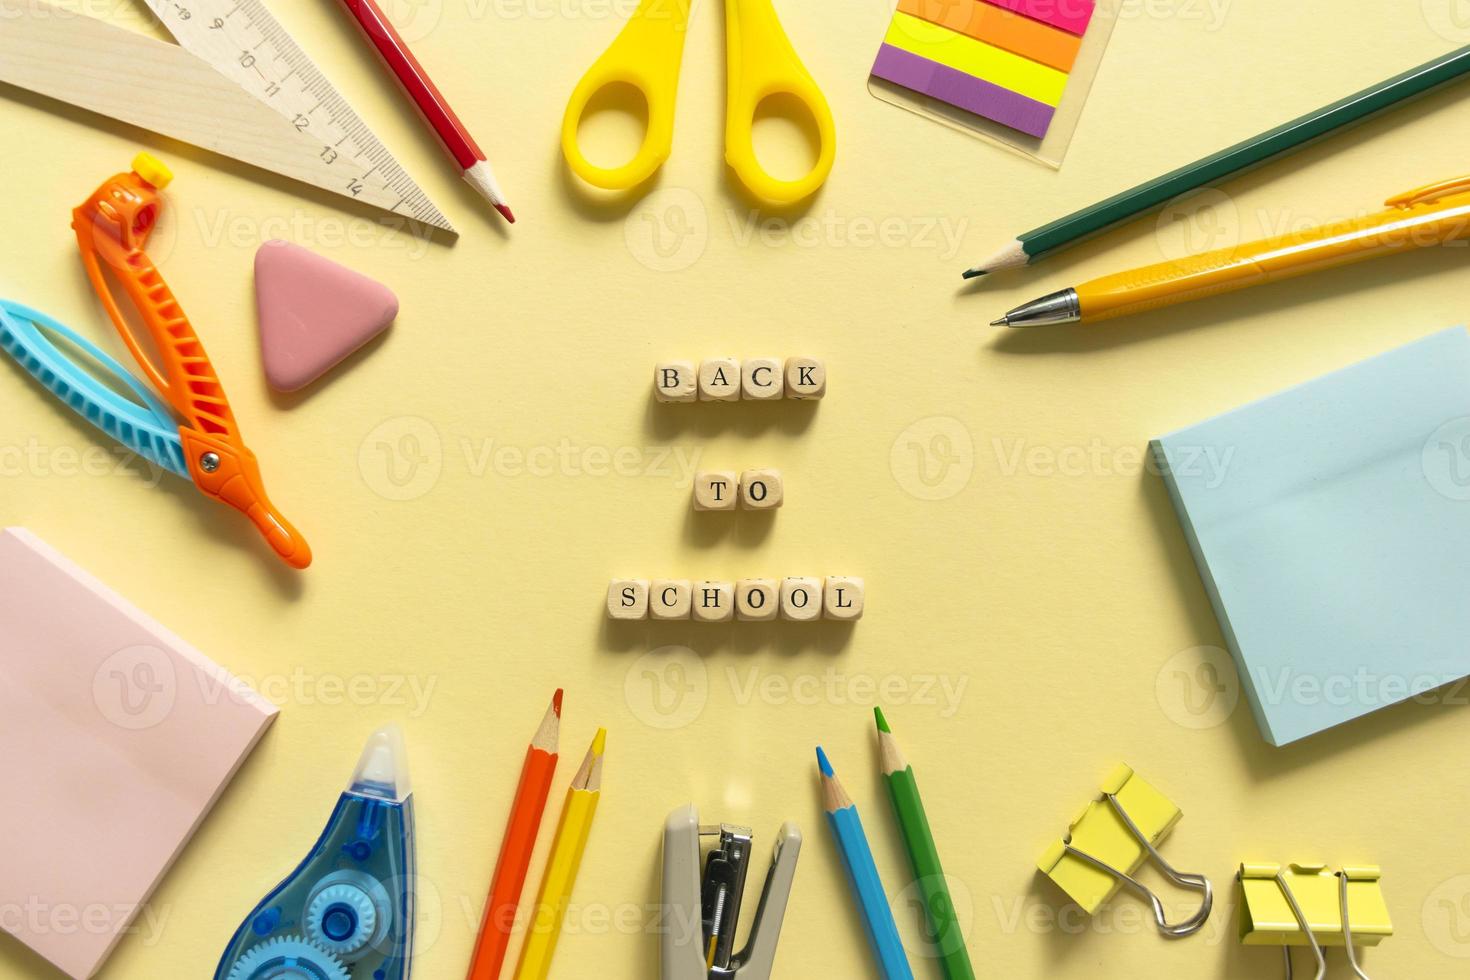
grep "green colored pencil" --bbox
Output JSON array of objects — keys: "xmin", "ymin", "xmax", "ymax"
[
  {"xmin": 875, "ymin": 708, "xmax": 975, "ymax": 980},
  {"xmin": 962, "ymin": 44, "xmax": 1470, "ymax": 279}
]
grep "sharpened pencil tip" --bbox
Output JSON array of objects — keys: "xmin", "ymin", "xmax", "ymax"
[
  {"xmin": 962, "ymin": 268, "xmax": 986, "ymax": 280},
  {"xmin": 553, "ymin": 688, "xmax": 564, "ymax": 717},
  {"xmin": 495, "ymin": 203, "xmax": 516, "ymax": 224},
  {"xmin": 591, "ymin": 727, "xmax": 607, "ymax": 756},
  {"xmin": 874, "ymin": 706, "xmax": 891, "ymax": 733},
  {"xmin": 815, "ymin": 746, "xmax": 834, "ymax": 777}
]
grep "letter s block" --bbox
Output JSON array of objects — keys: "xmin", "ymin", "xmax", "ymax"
[{"xmin": 606, "ymin": 578, "xmax": 649, "ymax": 620}]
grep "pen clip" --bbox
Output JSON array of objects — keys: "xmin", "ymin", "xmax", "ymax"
[{"xmin": 1384, "ymin": 174, "xmax": 1470, "ymax": 209}]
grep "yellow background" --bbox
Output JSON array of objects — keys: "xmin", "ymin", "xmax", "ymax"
[{"xmin": 2, "ymin": 0, "xmax": 1470, "ymax": 977}]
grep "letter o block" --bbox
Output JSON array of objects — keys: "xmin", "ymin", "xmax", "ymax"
[
  {"xmin": 780, "ymin": 576, "xmax": 823, "ymax": 621},
  {"xmin": 739, "ymin": 469, "xmax": 783, "ymax": 510},
  {"xmin": 606, "ymin": 578, "xmax": 649, "ymax": 620},
  {"xmin": 736, "ymin": 579, "xmax": 778, "ymax": 621}
]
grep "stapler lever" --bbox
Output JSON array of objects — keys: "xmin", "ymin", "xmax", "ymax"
[{"xmin": 662, "ymin": 805, "xmax": 801, "ymax": 980}]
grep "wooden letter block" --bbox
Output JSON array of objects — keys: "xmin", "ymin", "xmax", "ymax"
[
  {"xmin": 606, "ymin": 578, "xmax": 649, "ymax": 620},
  {"xmin": 649, "ymin": 579, "xmax": 692, "ymax": 619},
  {"xmin": 693, "ymin": 471, "xmax": 738, "ymax": 511},
  {"xmin": 785, "ymin": 357, "xmax": 826, "ymax": 400},
  {"xmin": 823, "ymin": 576, "xmax": 865, "ymax": 621},
  {"xmin": 736, "ymin": 579, "xmax": 778, "ymax": 621},
  {"xmin": 739, "ymin": 469, "xmax": 783, "ymax": 510},
  {"xmin": 692, "ymin": 580, "xmax": 735, "ymax": 622},
  {"xmin": 698, "ymin": 357, "xmax": 742, "ymax": 402},
  {"xmin": 780, "ymin": 576, "xmax": 823, "ymax": 621},
  {"xmin": 741, "ymin": 357, "xmax": 785, "ymax": 400},
  {"xmin": 654, "ymin": 361, "xmax": 697, "ymax": 403}
]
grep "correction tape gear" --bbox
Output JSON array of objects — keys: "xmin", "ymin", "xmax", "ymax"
[
  {"xmin": 212, "ymin": 726, "xmax": 415, "ymax": 980},
  {"xmin": 305, "ymin": 880, "xmax": 381, "ymax": 958},
  {"xmin": 224, "ymin": 935, "xmax": 350, "ymax": 980}
]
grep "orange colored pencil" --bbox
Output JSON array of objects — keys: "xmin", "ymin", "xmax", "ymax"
[{"xmin": 465, "ymin": 690, "xmax": 562, "ymax": 980}]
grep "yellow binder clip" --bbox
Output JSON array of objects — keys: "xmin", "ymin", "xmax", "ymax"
[
  {"xmin": 1238, "ymin": 863, "xmax": 1392, "ymax": 980},
  {"xmin": 1037, "ymin": 764, "xmax": 1212, "ymax": 937}
]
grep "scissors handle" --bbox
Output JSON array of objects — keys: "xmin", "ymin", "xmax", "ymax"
[
  {"xmin": 725, "ymin": 0, "xmax": 835, "ymax": 207},
  {"xmin": 561, "ymin": 0, "xmax": 692, "ymax": 191}
]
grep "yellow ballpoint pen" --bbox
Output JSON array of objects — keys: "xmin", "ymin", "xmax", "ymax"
[
  {"xmin": 513, "ymin": 728, "xmax": 605, "ymax": 980},
  {"xmin": 992, "ymin": 174, "xmax": 1470, "ymax": 327}
]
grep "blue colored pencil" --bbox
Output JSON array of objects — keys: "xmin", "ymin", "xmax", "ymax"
[{"xmin": 817, "ymin": 747, "xmax": 915, "ymax": 980}]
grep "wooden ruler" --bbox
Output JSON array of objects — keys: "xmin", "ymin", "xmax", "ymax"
[{"xmin": 0, "ymin": 0, "xmax": 454, "ymax": 232}]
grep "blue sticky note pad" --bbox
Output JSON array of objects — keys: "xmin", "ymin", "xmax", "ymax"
[{"xmin": 1150, "ymin": 328, "xmax": 1470, "ymax": 746}]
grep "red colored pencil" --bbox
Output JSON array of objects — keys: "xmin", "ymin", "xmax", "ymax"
[
  {"xmin": 466, "ymin": 690, "xmax": 562, "ymax": 980},
  {"xmin": 334, "ymin": 0, "xmax": 515, "ymax": 223}
]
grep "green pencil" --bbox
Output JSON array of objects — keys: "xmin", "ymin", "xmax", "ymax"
[
  {"xmin": 875, "ymin": 708, "xmax": 975, "ymax": 980},
  {"xmin": 962, "ymin": 44, "xmax": 1470, "ymax": 279}
]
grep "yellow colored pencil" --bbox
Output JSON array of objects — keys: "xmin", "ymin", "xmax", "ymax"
[{"xmin": 512, "ymin": 728, "xmax": 606, "ymax": 980}]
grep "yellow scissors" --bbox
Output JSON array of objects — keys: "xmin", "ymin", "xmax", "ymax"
[{"xmin": 560, "ymin": 0, "xmax": 835, "ymax": 207}]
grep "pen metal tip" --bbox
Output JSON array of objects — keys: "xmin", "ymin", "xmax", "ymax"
[{"xmin": 990, "ymin": 317, "xmax": 1008, "ymax": 327}]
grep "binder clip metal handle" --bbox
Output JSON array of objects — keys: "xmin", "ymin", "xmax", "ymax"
[
  {"xmin": 1065, "ymin": 789, "xmax": 1214, "ymax": 938},
  {"xmin": 1271, "ymin": 868, "xmax": 1373, "ymax": 980},
  {"xmin": 661, "ymin": 804, "xmax": 801, "ymax": 980}
]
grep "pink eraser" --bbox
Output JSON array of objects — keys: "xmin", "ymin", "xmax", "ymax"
[
  {"xmin": 254, "ymin": 240, "xmax": 398, "ymax": 393},
  {"xmin": 0, "ymin": 528, "xmax": 277, "ymax": 979}
]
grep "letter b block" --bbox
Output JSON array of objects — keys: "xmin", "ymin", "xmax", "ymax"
[{"xmin": 654, "ymin": 361, "xmax": 697, "ymax": 403}]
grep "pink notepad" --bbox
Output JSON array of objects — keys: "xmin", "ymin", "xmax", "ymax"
[{"xmin": 0, "ymin": 528, "xmax": 277, "ymax": 978}]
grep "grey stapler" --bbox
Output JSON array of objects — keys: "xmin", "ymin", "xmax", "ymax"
[{"xmin": 661, "ymin": 804, "xmax": 801, "ymax": 980}]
